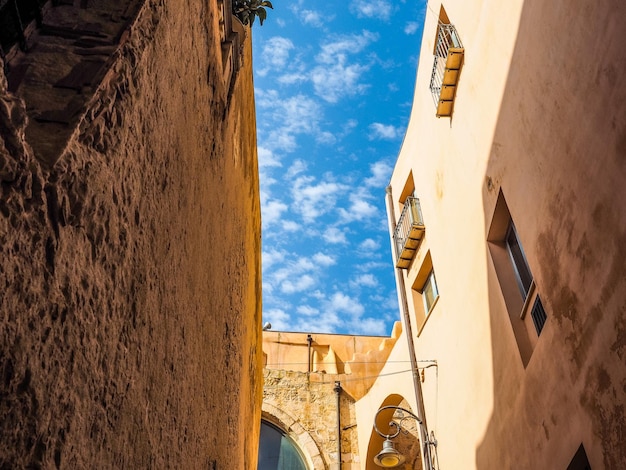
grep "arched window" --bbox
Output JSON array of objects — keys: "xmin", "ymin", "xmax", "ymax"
[{"xmin": 258, "ymin": 420, "xmax": 307, "ymax": 470}]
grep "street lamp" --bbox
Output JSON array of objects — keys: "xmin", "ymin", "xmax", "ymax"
[
  {"xmin": 372, "ymin": 405, "xmax": 437, "ymax": 468},
  {"xmin": 374, "ymin": 437, "xmax": 406, "ymax": 467}
]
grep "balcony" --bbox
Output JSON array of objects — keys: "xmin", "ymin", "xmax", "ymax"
[
  {"xmin": 393, "ymin": 197, "xmax": 425, "ymax": 269},
  {"xmin": 429, "ymin": 23, "xmax": 464, "ymax": 117}
]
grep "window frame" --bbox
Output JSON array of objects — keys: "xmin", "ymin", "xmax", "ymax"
[
  {"xmin": 410, "ymin": 252, "xmax": 440, "ymax": 336},
  {"xmin": 487, "ymin": 190, "xmax": 548, "ymax": 366},
  {"xmin": 421, "ymin": 270, "xmax": 439, "ymax": 315},
  {"xmin": 505, "ymin": 222, "xmax": 533, "ymax": 300}
]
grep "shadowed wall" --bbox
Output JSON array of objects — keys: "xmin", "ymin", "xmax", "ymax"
[{"xmin": 0, "ymin": 0, "xmax": 262, "ymax": 467}]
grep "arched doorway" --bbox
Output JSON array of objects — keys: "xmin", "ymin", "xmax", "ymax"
[{"xmin": 258, "ymin": 420, "xmax": 308, "ymax": 470}]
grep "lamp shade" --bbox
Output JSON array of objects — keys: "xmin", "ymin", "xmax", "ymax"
[{"xmin": 373, "ymin": 438, "xmax": 406, "ymax": 468}]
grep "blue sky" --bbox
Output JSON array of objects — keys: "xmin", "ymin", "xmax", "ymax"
[{"xmin": 252, "ymin": 0, "xmax": 427, "ymax": 336}]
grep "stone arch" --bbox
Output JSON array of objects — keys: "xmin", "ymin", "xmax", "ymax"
[
  {"xmin": 261, "ymin": 402, "xmax": 326, "ymax": 470},
  {"xmin": 364, "ymin": 394, "xmax": 422, "ymax": 470}
]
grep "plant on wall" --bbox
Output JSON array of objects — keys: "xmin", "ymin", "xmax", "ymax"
[{"xmin": 233, "ymin": 0, "xmax": 273, "ymax": 26}]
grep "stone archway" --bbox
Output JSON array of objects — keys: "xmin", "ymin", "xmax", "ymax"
[{"xmin": 261, "ymin": 402, "xmax": 326, "ymax": 470}]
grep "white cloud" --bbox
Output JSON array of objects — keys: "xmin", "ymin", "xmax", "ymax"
[
  {"xmin": 350, "ymin": 273, "xmax": 379, "ymax": 289},
  {"xmin": 316, "ymin": 31, "xmax": 377, "ymax": 64},
  {"xmin": 258, "ymin": 93, "xmax": 323, "ymax": 153},
  {"xmin": 264, "ymin": 254, "xmax": 338, "ymax": 298},
  {"xmin": 313, "ymin": 252, "xmax": 336, "ymax": 266},
  {"xmin": 357, "ymin": 260, "xmax": 390, "ymax": 272},
  {"xmin": 344, "ymin": 119, "xmax": 358, "ymax": 132},
  {"xmin": 262, "ymin": 37, "xmax": 294, "ymax": 70},
  {"xmin": 359, "ymin": 238, "xmax": 380, "ymax": 252},
  {"xmin": 297, "ymin": 305, "xmax": 320, "ymax": 316},
  {"xmin": 404, "ymin": 21, "xmax": 419, "ymax": 35},
  {"xmin": 262, "ymin": 200, "xmax": 288, "ymax": 228},
  {"xmin": 310, "ymin": 31, "xmax": 377, "ymax": 103},
  {"xmin": 311, "ymin": 63, "xmax": 370, "ymax": 103},
  {"xmin": 259, "ymin": 180, "xmax": 276, "ymax": 205},
  {"xmin": 258, "ymin": 146, "xmax": 282, "ymax": 168},
  {"xmin": 338, "ymin": 191, "xmax": 378, "ymax": 224},
  {"xmin": 277, "ymin": 72, "xmax": 308, "ymax": 85},
  {"xmin": 323, "ymin": 227, "xmax": 348, "ymax": 244},
  {"xmin": 365, "ymin": 160, "xmax": 393, "ymax": 187},
  {"xmin": 294, "ymin": 257, "xmax": 317, "ymax": 272},
  {"xmin": 292, "ymin": 176, "xmax": 348, "ymax": 222},
  {"xmin": 282, "ymin": 274, "xmax": 317, "ymax": 294},
  {"xmin": 350, "ymin": 0, "xmax": 393, "ymax": 21},
  {"xmin": 328, "ymin": 291, "xmax": 364, "ymax": 317},
  {"xmin": 353, "ymin": 317, "xmax": 387, "ymax": 335},
  {"xmin": 316, "ymin": 131, "xmax": 337, "ymax": 145},
  {"xmin": 270, "ymin": 260, "xmax": 310, "ymax": 285},
  {"xmin": 263, "ymin": 249, "xmax": 287, "ymax": 270},
  {"xmin": 294, "ymin": 311, "xmax": 341, "ymax": 333},
  {"xmin": 262, "ymin": 279, "xmax": 274, "ymax": 294},
  {"xmin": 301, "ymin": 9, "xmax": 324, "ymax": 27},
  {"xmin": 264, "ymin": 308, "xmax": 292, "ymax": 331},
  {"xmin": 286, "ymin": 160, "xmax": 307, "ymax": 178},
  {"xmin": 281, "ymin": 220, "xmax": 300, "ymax": 232},
  {"xmin": 369, "ymin": 122, "xmax": 401, "ymax": 140}
]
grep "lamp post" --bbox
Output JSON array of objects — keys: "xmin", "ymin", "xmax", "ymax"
[{"xmin": 372, "ymin": 405, "xmax": 437, "ymax": 469}]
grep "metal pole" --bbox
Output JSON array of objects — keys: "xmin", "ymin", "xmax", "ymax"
[
  {"xmin": 334, "ymin": 381, "xmax": 342, "ymax": 470},
  {"xmin": 385, "ymin": 186, "xmax": 433, "ymax": 470},
  {"xmin": 307, "ymin": 334, "xmax": 312, "ymax": 374}
]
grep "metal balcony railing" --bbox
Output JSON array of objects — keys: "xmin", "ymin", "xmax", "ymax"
[
  {"xmin": 393, "ymin": 197, "xmax": 425, "ymax": 269},
  {"xmin": 429, "ymin": 23, "xmax": 464, "ymax": 117}
]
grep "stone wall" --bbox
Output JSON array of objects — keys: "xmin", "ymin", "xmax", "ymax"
[
  {"xmin": 0, "ymin": 0, "xmax": 262, "ymax": 467},
  {"xmin": 263, "ymin": 369, "xmax": 361, "ymax": 470}
]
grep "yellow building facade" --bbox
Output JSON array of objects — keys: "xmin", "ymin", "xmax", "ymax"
[{"xmin": 359, "ymin": 0, "xmax": 626, "ymax": 469}]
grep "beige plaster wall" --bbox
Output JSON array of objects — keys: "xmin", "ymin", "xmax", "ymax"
[
  {"xmin": 263, "ymin": 327, "xmax": 400, "ymax": 400},
  {"xmin": 0, "ymin": 1, "xmax": 262, "ymax": 467},
  {"xmin": 354, "ymin": 332, "xmax": 423, "ymax": 470},
  {"xmin": 384, "ymin": 0, "xmax": 626, "ymax": 469}
]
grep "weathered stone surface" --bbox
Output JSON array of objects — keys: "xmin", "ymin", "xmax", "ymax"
[
  {"xmin": 0, "ymin": 0, "xmax": 262, "ymax": 468},
  {"xmin": 263, "ymin": 369, "xmax": 360, "ymax": 469}
]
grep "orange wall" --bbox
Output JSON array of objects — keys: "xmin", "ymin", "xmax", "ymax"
[{"xmin": 0, "ymin": 2, "xmax": 262, "ymax": 467}]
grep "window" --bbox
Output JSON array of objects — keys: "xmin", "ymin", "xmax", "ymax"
[
  {"xmin": 488, "ymin": 191, "xmax": 548, "ymax": 365},
  {"xmin": 504, "ymin": 221, "xmax": 547, "ymax": 335},
  {"xmin": 258, "ymin": 421, "xmax": 308, "ymax": 470},
  {"xmin": 410, "ymin": 252, "xmax": 439, "ymax": 335},
  {"xmin": 422, "ymin": 270, "xmax": 439, "ymax": 315},
  {"xmin": 505, "ymin": 223, "xmax": 533, "ymax": 298}
]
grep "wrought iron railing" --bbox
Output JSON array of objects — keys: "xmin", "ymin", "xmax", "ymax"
[
  {"xmin": 429, "ymin": 23, "xmax": 464, "ymax": 116},
  {"xmin": 393, "ymin": 197, "xmax": 425, "ymax": 268}
]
